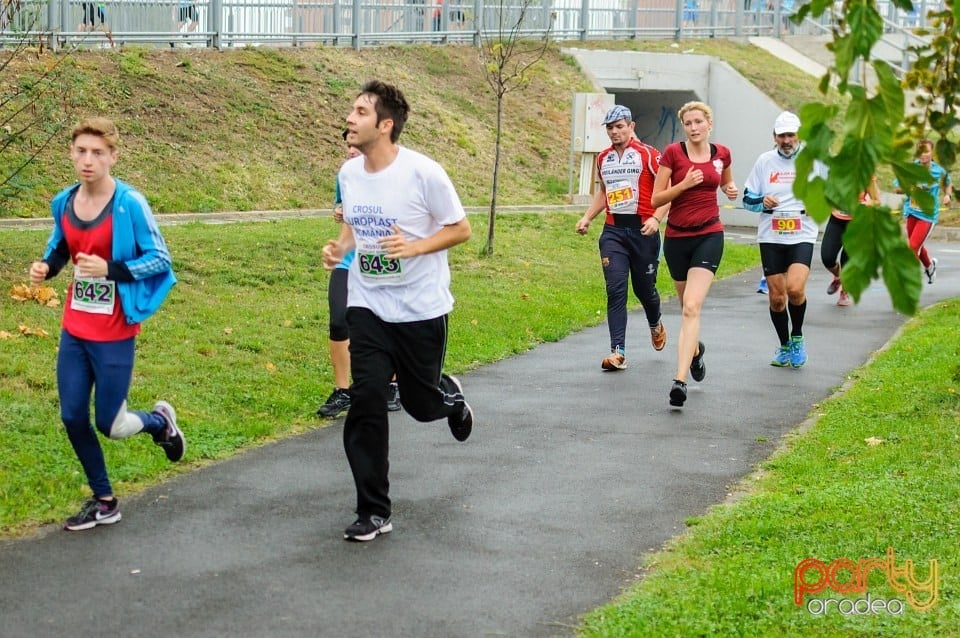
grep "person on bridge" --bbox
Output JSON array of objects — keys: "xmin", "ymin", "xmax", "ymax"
[
  {"xmin": 29, "ymin": 117, "xmax": 183, "ymax": 531},
  {"xmin": 575, "ymin": 104, "xmax": 668, "ymax": 372},
  {"xmin": 894, "ymin": 138, "xmax": 952, "ymax": 285},
  {"xmin": 743, "ymin": 111, "xmax": 826, "ymax": 368},
  {"xmin": 651, "ymin": 101, "xmax": 738, "ymax": 408},
  {"xmin": 322, "ymin": 80, "xmax": 473, "ymax": 542}
]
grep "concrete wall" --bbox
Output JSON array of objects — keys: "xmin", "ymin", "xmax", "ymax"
[{"xmin": 565, "ymin": 48, "xmax": 788, "ymax": 228}]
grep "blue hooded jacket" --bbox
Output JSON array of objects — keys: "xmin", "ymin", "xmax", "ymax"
[{"xmin": 43, "ymin": 179, "xmax": 176, "ymax": 325}]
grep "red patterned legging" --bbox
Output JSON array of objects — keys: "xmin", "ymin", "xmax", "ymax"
[{"xmin": 905, "ymin": 215, "xmax": 935, "ymax": 268}]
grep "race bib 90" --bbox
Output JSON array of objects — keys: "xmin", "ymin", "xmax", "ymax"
[{"xmin": 771, "ymin": 213, "xmax": 803, "ymax": 233}]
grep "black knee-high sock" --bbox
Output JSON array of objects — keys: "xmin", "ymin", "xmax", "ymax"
[
  {"xmin": 770, "ymin": 308, "xmax": 790, "ymax": 346},
  {"xmin": 788, "ymin": 300, "xmax": 807, "ymax": 338}
]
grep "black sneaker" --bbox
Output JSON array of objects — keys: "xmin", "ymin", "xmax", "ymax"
[
  {"xmin": 445, "ymin": 375, "xmax": 473, "ymax": 442},
  {"xmin": 690, "ymin": 342, "xmax": 706, "ymax": 382},
  {"xmin": 317, "ymin": 388, "xmax": 351, "ymax": 418},
  {"xmin": 344, "ymin": 515, "xmax": 392, "ymax": 542},
  {"xmin": 669, "ymin": 379, "xmax": 687, "ymax": 407},
  {"xmin": 387, "ymin": 381, "xmax": 401, "ymax": 412},
  {"xmin": 64, "ymin": 498, "xmax": 121, "ymax": 531},
  {"xmin": 152, "ymin": 401, "xmax": 185, "ymax": 462},
  {"xmin": 925, "ymin": 257, "xmax": 938, "ymax": 284}
]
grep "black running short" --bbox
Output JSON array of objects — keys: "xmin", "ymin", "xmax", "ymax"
[
  {"xmin": 663, "ymin": 231, "xmax": 724, "ymax": 281},
  {"xmin": 760, "ymin": 242, "xmax": 814, "ymax": 276}
]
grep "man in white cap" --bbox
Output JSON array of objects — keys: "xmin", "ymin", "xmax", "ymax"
[
  {"xmin": 576, "ymin": 104, "xmax": 670, "ymax": 370},
  {"xmin": 743, "ymin": 111, "xmax": 827, "ymax": 369}
]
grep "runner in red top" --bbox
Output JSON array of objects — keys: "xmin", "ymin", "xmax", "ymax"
[
  {"xmin": 29, "ymin": 117, "xmax": 183, "ymax": 532},
  {"xmin": 576, "ymin": 104, "xmax": 669, "ymax": 371},
  {"xmin": 651, "ymin": 101, "xmax": 738, "ymax": 408}
]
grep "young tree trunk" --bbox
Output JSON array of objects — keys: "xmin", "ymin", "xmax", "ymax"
[{"xmin": 483, "ymin": 94, "xmax": 504, "ymax": 256}]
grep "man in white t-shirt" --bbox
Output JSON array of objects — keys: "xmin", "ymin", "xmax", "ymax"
[
  {"xmin": 743, "ymin": 111, "xmax": 826, "ymax": 369},
  {"xmin": 322, "ymin": 80, "xmax": 474, "ymax": 543}
]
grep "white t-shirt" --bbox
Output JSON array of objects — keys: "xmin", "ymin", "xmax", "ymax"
[
  {"xmin": 339, "ymin": 146, "xmax": 466, "ymax": 323},
  {"xmin": 744, "ymin": 149, "xmax": 826, "ymax": 245}
]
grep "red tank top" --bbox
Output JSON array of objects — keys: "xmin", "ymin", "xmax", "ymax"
[{"xmin": 61, "ymin": 196, "xmax": 140, "ymax": 341}]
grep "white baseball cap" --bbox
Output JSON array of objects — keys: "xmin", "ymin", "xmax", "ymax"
[{"xmin": 773, "ymin": 111, "xmax": 801, "ymax": 134}]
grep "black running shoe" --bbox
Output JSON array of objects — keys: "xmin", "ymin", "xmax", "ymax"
[
  {"xmin": 690, "ymin": 341, "xmax": 706, "ymax": 382},
  {"xmin": 344, "ymin": 515, "xmax": 392, "ymax": 542},
  {"xmin": 317, "ymin": 388, "xmax": 351, "ymax": 418},
  {"xmin": 386, "ymin": 381, "xmax": 401, "ymax": 412},
  {"xmin": 153, "ymin": 401, "xmax": 185, "ymax": 462},
  {"xmin": 445, "ymin": 375, "xmax": 473, "ymax": 442},
  {"xmin": 925, "ymin": 257, "xmax": 938, "ymax": 284},
  {"xmin": 669, "ymin": 379, "xmax": 687, "ymax": 407},
  {"xmin": 64, "ymin": 498, "xmax": 121, "ymax": 531}
]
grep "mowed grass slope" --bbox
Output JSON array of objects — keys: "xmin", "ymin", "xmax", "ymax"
[
  {"xmin": 0, "ymin": 44, "xmax": 591, "ymax": 217},
  {"xmin": 1, "ymin": 38, "xmax": 877, "ymax": 221}
]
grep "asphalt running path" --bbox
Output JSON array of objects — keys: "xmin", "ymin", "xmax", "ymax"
[{"xmin": 0, "ymin": 242, "xmax": 957, "ymax": 638}]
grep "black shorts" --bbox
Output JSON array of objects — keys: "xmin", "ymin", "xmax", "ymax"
[
  {"xmin": 760, "ymin": 242, "xmax": 814, "ymax": 276},
  {"xmin": 328, "ymin": 268, "xmax": 349, "ymax": 342},
  {"xmin": 81, "ymin": 3, "xmax": 105, "ymax": 25},
  {"xmin": 663, "ymin": 231, "xmax": 724, "ymax": 281}
]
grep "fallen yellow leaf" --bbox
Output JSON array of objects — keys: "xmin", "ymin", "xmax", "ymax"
[
  {"xmin": 18, "ymin": 324, "xmax": 50, "ymax": 337},
  {"xmin": 9, "ymin": 284, "xmax": 59, "ymax": 305},
  {"xmin": 10, "ymin": 284, "xmax": 32, "ymax": 301},
  {"xmin": 864, "ymin": 436, "xmax": 884, "ymax": 447}
]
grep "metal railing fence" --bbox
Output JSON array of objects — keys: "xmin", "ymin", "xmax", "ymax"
[{"xmin": 0, "ymin": 0, "xmax": 945, "ymax": 51}]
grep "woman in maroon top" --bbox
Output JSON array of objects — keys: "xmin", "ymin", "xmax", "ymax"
[{"xmin": 651, "ymin": 101, "xmax": 738, "ymax": 408}]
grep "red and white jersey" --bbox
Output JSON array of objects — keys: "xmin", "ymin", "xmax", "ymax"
[{"xmin": 596, "ymin": 139, "xmax": 661, "ymax": 225}]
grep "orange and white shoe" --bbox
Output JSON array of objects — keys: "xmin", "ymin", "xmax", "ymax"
[
  {"xmin": 650, "ymin": 321, "xmax": 667, "ymax": 351},
  {"xmin": 601, "ymin": 350, "xmax": 626, "ymax": 371},
  {"xmin": 837, "ymin": 289, "xmax": 852, "ymax": 307}
]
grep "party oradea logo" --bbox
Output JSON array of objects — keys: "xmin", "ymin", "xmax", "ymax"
[{"xmin": 794, "ymin": 547, "xmax": 938, "ymax": 616}]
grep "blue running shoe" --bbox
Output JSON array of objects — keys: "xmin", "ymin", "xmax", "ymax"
[
  {"xmin": 790, "ymin": 335, "xmax": 807, "ymax": 368},
  {"xmin": 757, "ymin": 277, "xmax": 768, "ymax": 294},
  {"xmin": 771, "ymin": 344, "xmax": 792, "ymax": 367}
]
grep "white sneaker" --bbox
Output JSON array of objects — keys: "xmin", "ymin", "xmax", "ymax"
[{"xmin": 925, "ymin": 257, "xmax": 938, "ymax": 284}]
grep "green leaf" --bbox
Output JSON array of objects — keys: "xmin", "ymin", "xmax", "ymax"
[
  {"xmin": 818, "ymin": 72, "xmax": 831, "ymax": 94},
  {"xmin": 847, "ymin": 3, "xmax": 883, "ymax": 58},
  {"xmin": 844, "ymin": 208, "xmax": 885, "ymax": 283},
  {"xmin": 806, "ymin": 0, "xmax": 834, "ymax": 17},
  {"xmin": 872, "ymin": 61, "xmax": 905, "ymax": 125},
  {"xmin": 881, "ymin": 241, "xmax": 922, "ymax": 316},
  {"xmin": 890, "ymin": 0, "xmax": 917, "ymax": 13},
  {"xmin": 935, "ymin": 138, "xmax": 957, "ymax": 168},
  {"xmin": 832, "ymin": 35, "xmax": 856, "ymax": 78}
]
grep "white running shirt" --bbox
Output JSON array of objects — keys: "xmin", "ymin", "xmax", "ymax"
[
  {"xmin": 744, "ymin": 149, "xmax": 826, "ymax": 245},
  {"xmin": 339, "ymin": 146, "xmax": 466, "ymax": 323}
]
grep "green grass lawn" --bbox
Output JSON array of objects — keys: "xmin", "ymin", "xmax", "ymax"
[
  {"xmin": 578, "ymin": 299, "xmax": 960, "ymax": 637},
  {"xmin": 4, "ymin": 211, "xmax": 958, "ymax": 636},
  {"xmin": 0, "ymin": 212, "xmax": 758, "ymax": 536}
]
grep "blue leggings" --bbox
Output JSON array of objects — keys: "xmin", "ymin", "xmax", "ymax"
[{"xmin": 57, "ymin": 330, "xmax": 166, "ymax": 497}]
